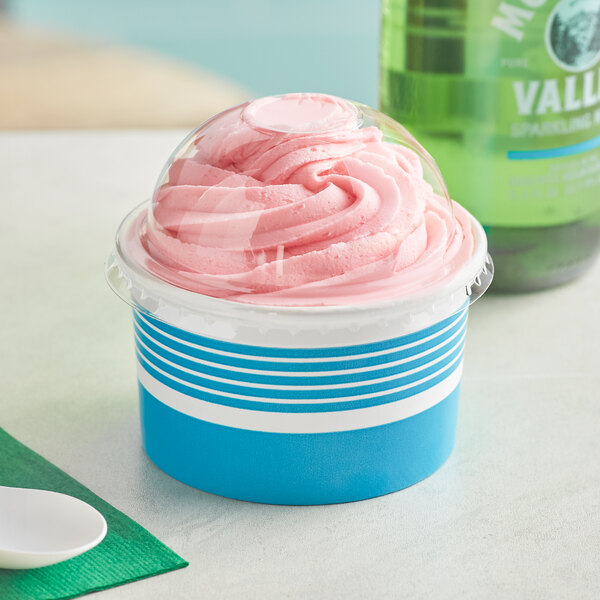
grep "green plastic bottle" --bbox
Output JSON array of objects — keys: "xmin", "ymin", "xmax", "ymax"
[{"xmin": 380, "ymin": 0, "xmax": 600, "ymax": 292}]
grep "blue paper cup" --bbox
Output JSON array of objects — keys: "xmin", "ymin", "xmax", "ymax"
[{"xmin": 107, "ymin": 205, "xmax": 492, "ymax": 505}]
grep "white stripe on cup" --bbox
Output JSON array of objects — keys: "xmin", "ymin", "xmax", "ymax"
[
  {"xmin": 136, "ymin": 360, "xmax": 463, "ymax": 434},
  {"xmin": 135, "ymin": 309, "xmax": 466, "ymax": 363},
  {"xmin": 137, "ymin": 346, "xmax": 464, "ymax": 404},
  {"xmin": 134, "ymin": 329, "xmax": 466, "ymax": 391},
  {"xmin": 134, "ymin": 317, "xmax": 468, "ymax": 377}
]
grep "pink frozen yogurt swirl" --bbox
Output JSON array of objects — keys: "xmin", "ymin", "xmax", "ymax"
[{"xmin": 126, "ymin": 94, "xmax": 474, "ymax": 306}]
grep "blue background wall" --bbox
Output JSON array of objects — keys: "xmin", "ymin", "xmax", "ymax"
[{"xmin": 8, "ymin": 0, "xmax": 381, "ymax": 106}]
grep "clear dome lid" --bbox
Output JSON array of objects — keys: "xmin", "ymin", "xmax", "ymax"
[{"xmin": 118, "ymin": 93, "xmax": 482, "ymax": 307}]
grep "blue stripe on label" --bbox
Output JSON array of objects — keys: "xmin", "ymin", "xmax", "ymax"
[
  {"xmin": 139, "ymin": 382, "xmax": 460, "ymax": 505},
  {"xmin": 132, "ymin": 309, "xmax": 469, "ymax": 371},
  {"xmin": 135, "ymin": 305, "xmax": 468, "ymax": 359},
  {"xmin": 507, "ymin": 134, "xmax": 600, "ymax": 160},
  {"xmin": 135, "ymin": 347, "xmax": 463, "ymax": 412},
  {"xmin": 134, "ymin": 322, "xmax": 466, "ymax": 385}
]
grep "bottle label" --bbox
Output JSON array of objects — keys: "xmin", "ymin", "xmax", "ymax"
[
  {"xmin": 483, "ymin": 0, "xmax": 600, "ymax": 226},
  {"xmin": 379, "ymin": 0, "xmax": 600, "ymax": 227}
]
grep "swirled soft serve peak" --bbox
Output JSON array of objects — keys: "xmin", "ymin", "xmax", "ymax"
[{"xmin": 119, "ymin": 93, "xmax": 478, "ymax": 306}]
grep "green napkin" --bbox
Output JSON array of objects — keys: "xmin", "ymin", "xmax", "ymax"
[{"xmin": 0, "ymin": 428, "xmax": 188, "ymax": 600}]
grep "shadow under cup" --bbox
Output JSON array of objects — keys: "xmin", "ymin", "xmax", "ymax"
[{"xmin": 107, "ymin": 213, "xmax": 492, "ymax": 505}]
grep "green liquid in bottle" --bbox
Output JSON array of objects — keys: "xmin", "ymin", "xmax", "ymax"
[{"xmin": 380, "ymin": 0, "xmax": 600, "ymax": 292}]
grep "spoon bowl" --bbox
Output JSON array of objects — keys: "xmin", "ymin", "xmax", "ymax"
[{"xmin": 0, "ymin": 485, "xmax": 107, "ymax": 570}]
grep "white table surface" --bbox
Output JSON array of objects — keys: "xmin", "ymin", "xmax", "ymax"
[{"xmin": 1, "ymin": 131, "xmax": 599, "ymax": 600}]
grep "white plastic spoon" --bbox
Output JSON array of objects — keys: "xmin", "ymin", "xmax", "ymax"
[{"xmin": 0, "ymin": 485, "xmax": 107, "ymax": 569}]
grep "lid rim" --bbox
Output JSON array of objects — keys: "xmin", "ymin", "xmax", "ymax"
[{"xmin": 107, "ymin": 200, "xmax": 491, "ymax": 320}]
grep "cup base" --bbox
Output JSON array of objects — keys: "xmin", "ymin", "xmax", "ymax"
[{"xmin": 139, "ymin": 382, "xmax": 460, "ymax": 505}]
